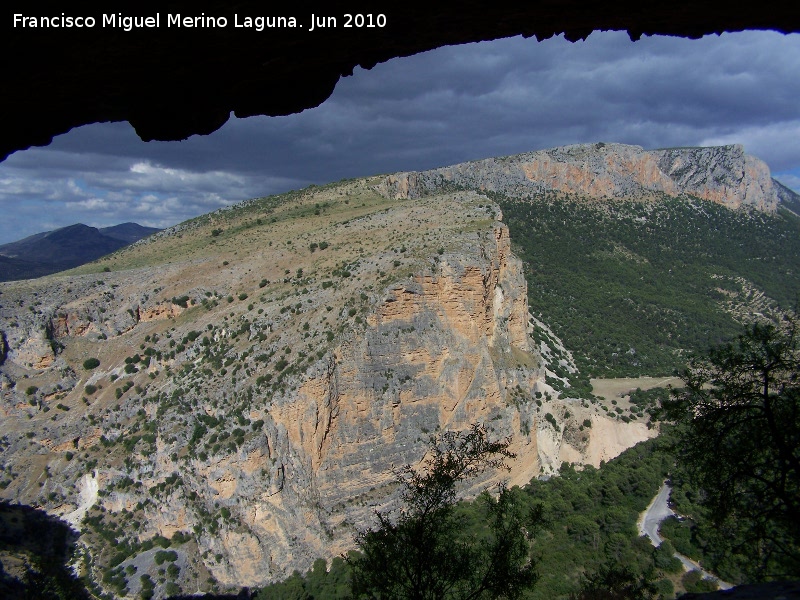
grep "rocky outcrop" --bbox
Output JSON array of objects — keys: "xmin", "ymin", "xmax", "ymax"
[
  {"xmin": 6, "ymin": 315, "xmax": 57, "ymax": 370},
  {"xmin": 277, "ymin": 223, "xmax": 541, "ymax": 496},
  {"xmin": 200, "ymin": 221, "xmax": 551, "ymax": 584},
  {"xmin": 652, "ymin": 145, "xmax": 777, "ymax": 211},
  {"xmin": 377, "ymin": 143, "xmax": 780, "ymax": 212},
  {"xmin": 774, "ymin": 178, "xmax": 800, "ymax": 213}
]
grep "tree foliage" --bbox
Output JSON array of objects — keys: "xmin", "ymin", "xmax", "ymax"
[
  {"xmin": 497, "ymin": 192, "xmax": 800, "ymax": 377},
  {"xmin": 348, "ymin": 424, "xmax": 538, "ymax": 600},
  {"xmin": 82, "ymin": 357, "xmax": 100, "ymax": 370},
  {"xmin": 662, "ymin": 319, "xmax": 800, "ymax": 579},
  {"xmin": 570, "ymin": 564, "xmax": 658, "ymax": 600}
]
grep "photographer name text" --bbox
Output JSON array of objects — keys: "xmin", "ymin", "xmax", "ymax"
[{"xmin": 12, "ymin": 13, "xmax": 387, "ymax": 33}]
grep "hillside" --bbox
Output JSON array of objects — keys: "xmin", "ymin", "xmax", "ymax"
[
  {"xmin": 499, "ymin": 192, "xmax": 800, "ymax": 376},
  {"xmin": 0, "ymin": 179, "xmax": 653, "ymax": 598},
  {"xmin": 0, "ymin": 222, "xmax": 160, "ymax": 283},
  {"xmin": 0, "ymin": 144, "xmax": 797, "ymax": 598}
]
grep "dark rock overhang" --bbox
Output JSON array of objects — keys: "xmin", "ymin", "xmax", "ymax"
[{"xmin": 3, "ymin": 1, "xmax": 800, "ymax": 161}]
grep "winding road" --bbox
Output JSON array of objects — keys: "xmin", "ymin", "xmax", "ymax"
[
  {"xmin": 638, "ymin": 481, "xmax": 673, "ymax": 545},
  {"xmin": 638, "ymin": 481, "xmax": 733, "ymax": 590}
]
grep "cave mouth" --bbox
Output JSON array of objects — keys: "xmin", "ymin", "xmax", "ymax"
[{"xmin": 3, "ymin": 2, "xmax": 799, "ymax": 160}]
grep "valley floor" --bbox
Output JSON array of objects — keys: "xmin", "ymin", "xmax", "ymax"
[{"xmin": 591, "ymin": 376, "xmax": 682, "ymax": 402}]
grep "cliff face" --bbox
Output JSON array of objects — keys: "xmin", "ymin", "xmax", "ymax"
[
  {"xmin": 0, "ymin": 180, "xmax": 654, "ymax": 595},
  {"xmin": 652, "ymin": 145, "xmax": 777, "ymax": 211},
  {"xmin": 378, "ymin": 142, "xmax": 780, "ymax": 212}
]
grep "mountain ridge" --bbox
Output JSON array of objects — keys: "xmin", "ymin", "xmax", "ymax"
[
  {"xmin": 0, "ymin": 222, "xmax": 160, "ymax": 283},
  {"xmin": 0, "ymin": 182, "xmax": 656, "ymax": 595},
  {"xmin": 378, "ymin": 142, "xmax": 790, "ymax": 213}
]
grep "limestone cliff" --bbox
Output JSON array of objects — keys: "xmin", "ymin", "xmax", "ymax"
[
  {"xmin": 652, "ymin": 145, "xmax": 777, "ymax": 211},
  {"xmin": 377, "ymin": 142, "xmax": 780, "ymax": 212},
  {"xmin": 0, "ymin": 180, "xmax": 654, "ymax": 597}
]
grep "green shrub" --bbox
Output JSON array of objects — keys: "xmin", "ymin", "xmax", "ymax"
[
  {"xmin": 682, "ymin": 570, "xmax": 718, "ymax": 593},
  {"xmin": 154, "ymin": 550, "xmax": 172, "ymax": 565},
  {"xmin": 171, "ymin": 295, "xmax": 190, "ymax": 308},
  {"xmin": 83, "ymin": 357, "xmax": 100, "ymax": 370},
  {"xmin": 171, "ymin": 531, "xmax": 191, "ymax": 544},
  {"xmin": 164, "ymin": 582, "xmax": 180, "ymax": 596}
]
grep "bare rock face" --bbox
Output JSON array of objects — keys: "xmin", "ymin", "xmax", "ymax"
[
  {"xmin": 378, "ymin": 142, "xmax": 780, "ymax": 212},
  {"xmin": 279, "ymin": 223, "xmax": 540, "ymax": 502},
  {"xmin": 652, "ymin": 145, "xmax": 778, "ymax": 211}
]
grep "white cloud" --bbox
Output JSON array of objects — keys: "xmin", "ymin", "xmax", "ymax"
[{"xmin": 65, "ymin": 198, "xmax": 113, "ymax": 210}]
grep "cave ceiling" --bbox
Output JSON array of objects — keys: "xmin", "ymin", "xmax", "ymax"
[{"xmin": 3, "ymin": 2, "xmax": 799, "ymax": 161}]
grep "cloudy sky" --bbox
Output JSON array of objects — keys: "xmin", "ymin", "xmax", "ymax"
[{"xmin": 1, "ymin": 29, "xmax": 799, "ymax": 245}]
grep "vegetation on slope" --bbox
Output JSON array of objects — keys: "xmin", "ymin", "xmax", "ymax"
[{"xmin": 495, "ymin": 191, "xmax": 800, "ymax": 377}]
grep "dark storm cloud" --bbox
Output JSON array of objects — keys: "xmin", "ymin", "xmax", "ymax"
[{"xmin": 1, "ymin": 30, "xmax": 799, "ymax": 244}]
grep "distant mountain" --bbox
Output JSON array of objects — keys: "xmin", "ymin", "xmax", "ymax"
[
  {"xmin": 0, "ymin": 222, "xmax": 159, "ymax": 282},
  {"xmin": 99, "ymin": 222, "xmax": 161, "ymax": 244}
]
